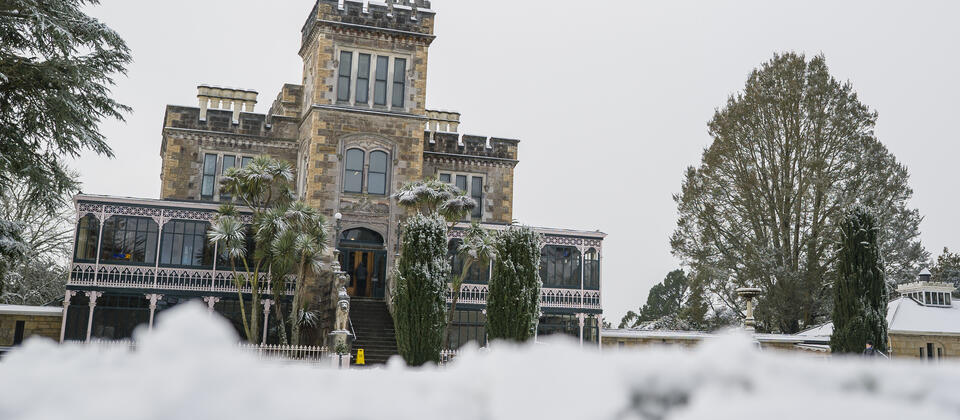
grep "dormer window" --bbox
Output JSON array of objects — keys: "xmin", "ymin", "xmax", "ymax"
[
  {"xmin": 336, "ymin": 49, "xmax": 409, "ymax": 111},
  {"xmin": 898, "ymin": 272, "xmax": 956, "ymax": 308}
]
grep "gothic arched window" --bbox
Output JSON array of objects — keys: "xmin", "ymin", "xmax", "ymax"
[
  {"xmin": 344, "ymin": 148, "xmax": 365, "ymax": 193},
  {"xmin": 368, "ymin": 150, "xmax": 388, "ymax": 195}
]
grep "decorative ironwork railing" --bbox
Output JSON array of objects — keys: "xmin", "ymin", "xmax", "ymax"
[
  {"xmin": 446, "ymin": 284, "xmax": 601, "ymax": 311},
  {"xmin": 69, "ymin": 263, "xmax": 296, "ymax": 295}
]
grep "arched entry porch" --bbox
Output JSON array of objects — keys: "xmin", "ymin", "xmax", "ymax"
[{"xmin": 337, "ymin": 228, "xmax": 387, "ymax": 299}]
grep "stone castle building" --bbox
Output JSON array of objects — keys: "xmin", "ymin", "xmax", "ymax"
[{"xmin": 62, "ymin": 0, "xmax": 605, "ymax": 361}]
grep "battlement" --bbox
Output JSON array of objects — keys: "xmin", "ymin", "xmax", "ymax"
[
  {"xmin": 425, "ymin": 132, "xmax": 519, "ymax": 163},
  {"xmin": 302, "ymin": 0, "xmax": 435, "ymax": 45},
  {"xmin": 425, "ymin": 109, "xmax": 460, "ymax": 133},
  {"xmin": 197, "ymin": 85, "xmax": 258, "ymax": 124}
]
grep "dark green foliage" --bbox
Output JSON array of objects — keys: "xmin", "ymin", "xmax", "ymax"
[
  {"xmin": 831, "ymin": 207, "xmax": 888, "ymax": 354},
  {"xmin": 392, "ymin": 213, "xmax": 449, "ymax": 366},
  {"xmin": 0, "ymin": 220, "xmax": 27, "ymax": 296},
  {"xmin": 932, "ymin": 248, "xmax": 960, "ymax": 295},
  {"xmin": 0, "ymin": 0, "xmax": 131, "ymax": 209},
  {"xmin": 620, "ymin": 269, "xmax": 711, "ymax": 330},
  {"xmin": 672, "ymin": 52, "xmax": 926, "ymax": 333},
  {"xmin": 487, "ymin": 226, "xmax": 543, "ymax": 342}
]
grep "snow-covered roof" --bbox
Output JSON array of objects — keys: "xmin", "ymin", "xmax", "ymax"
[
  {"xmin": 602, "ymin": 329, "xmax": 811, "ymax": 344},
  {"xmin": 797, "ymin": 297, "xmax": 960, "ymax": 339},
  {"xmin": 602, "ymin": 329, "xmax": 711, "ymax": 340},
  {"xmin": 0, "ymin": 304, "xmax": 62, "ymax": 316},
  {"xmin": 888, "ymin": 297, "xmax": 960, "ymax": 336}
]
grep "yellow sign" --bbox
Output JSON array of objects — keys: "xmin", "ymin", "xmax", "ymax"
[{"xmin": 356, "ymin": 349, "xmax": 365, "ymax": 365}]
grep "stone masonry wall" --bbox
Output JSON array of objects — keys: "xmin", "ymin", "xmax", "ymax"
[
  {"xmin": 423, "ymin": 133, "xmax": 519, "ymax": 224},
  {"xmin": 160, "ymin": 107, "xmax": 299, "ymax": 201},
  {"xmin": 889, "ymin": 333, "xmax": 960, "ymax": 359},
  {"xmin": 0, "ymin": 314, "xmax": 61, "ymax": 346}
]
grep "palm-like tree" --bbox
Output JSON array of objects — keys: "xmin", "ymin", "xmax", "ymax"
[
  {"xmin": 208, "ymin": 156, "xmax": 326, "ymax": 344},
  {"xmin": 444, "ymin": 222, "xmax": 496, "ymax": 349}
]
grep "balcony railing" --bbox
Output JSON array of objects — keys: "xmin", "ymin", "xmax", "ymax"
[
  {"xmin": 69, "ymin": 263, "xmax": 296, "ymax": 295},
  {"xmin": 446, "ymin": 284, "xmax": 602, "ymax": 311}
]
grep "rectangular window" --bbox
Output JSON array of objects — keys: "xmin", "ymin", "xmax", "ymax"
[
  {"xmin": 438, "ymin": 173, "xmax": 451, "ymax": 183},
  {"xmin": 201, "ymin": 154, "xmax": 217, "ymax": 199},
  {"xmin": 13, "ymin": 320, "xmax": 25, "ymax": 345},
  {"xmin": 337, "ymin": 51, "xmax": 353, "ymax": 102},
  {"xmin": 356, "ymin": 54, "xmax": 371, "ymax": 104},
  {"xmin": 927, "ymin": 343, "xmax": 935, "ymax": 360},
  {"xmin": 471, "ymin": 176, "xmax": 483, "ymax": 219},
  {"xmin": 455, "ymin": 175, "xmax": 467, "ymax": 193},
  {"xmin": 392, "ymin": 58, "xmax": 406, "ymax": 108},
  {"xmin": 241, "ymin": 156, "xmax": 253, "ymax": 168},
  {"xmin": 221, "ymin": 155, "xmax": 236, "ymax": 200},
  {"xmin": 374, "ymin": 56, "xmax": 389, "ymax": 106}
]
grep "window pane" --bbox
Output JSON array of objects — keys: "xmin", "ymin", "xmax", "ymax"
[
  {"xmin": 203, "ymin": 154, "xmax": 217, "ymax": 175},
  {"xmin": 344, "ymin": 149, "xmax": 364, "ymax": 193},
  {"xmin": 241, "ymin": 157, "xmax": 253, "ymax": 168},
  {"xmin": 439, "ymin": 173, "xmax": 451, "ymax": 183},
  {"xmin": 368, "ymin": 151, "xmax": 387, "ymax": 195},
  {"xmin": 201, "ymin": 154, "xmax": 217, "ymax": 198},
  {"xmin": 374, "ymin": 56, "xmax": 389, "ymax": 105},
  {"xmin": 337, "ymin": 51, "xmax": 352, "ymax": 102},
  {"xmin": 471, "ymin": 177, "xmax": 482, "ymax": 218},
  {"xmin": 222, "ymin": 155, "xmax": 236, "ymax": 173},
  {"xmin": 368, "ymin": 173, "xmax": 386, "ymax": 195},
  {"xmin": 369, "ymin": 151, "xmax": 387, "ymax": 173},
  {"xmin": 356, "ymin": 54, "xmax": 370, "ymax": 104},
  {"xmin": 392, "ymin": 58, "xmax": 406, "ymax": 107},
  {"xmin": 455, "ymin": 175, "xmax": 467, "ymax": 192}
]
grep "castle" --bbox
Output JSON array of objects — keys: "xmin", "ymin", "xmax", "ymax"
[{"xmin": 61, "ymin": 1, "xmax": 605, "ymax": 362}]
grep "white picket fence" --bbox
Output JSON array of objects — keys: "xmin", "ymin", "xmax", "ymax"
[
  {"xmin": 238, "ymin": 344, "xmax": 330, "ymax": 364},
  {"xmin": 71, "ymin": 340, "xmax": 329, "ymax": 365}
]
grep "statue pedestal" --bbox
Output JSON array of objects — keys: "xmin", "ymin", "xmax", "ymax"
[{"xmin": 328, "ymin": 330, "xmax": 354, "ymax": 369}]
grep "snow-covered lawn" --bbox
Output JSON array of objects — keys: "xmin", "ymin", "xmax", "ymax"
[{"xmin": 1, "ymin": 303, "xmax": 959, "ymax": 420}]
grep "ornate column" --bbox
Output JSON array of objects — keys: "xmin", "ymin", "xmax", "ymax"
[
  {"xmin": 203, "ymin": 296, "xmax": 220, "ymax": 314},
  {"xmin": 576, "ymin": 313, "xmax": 587, "ymax": 347},
  {"xmin": 84, "ymin": 291, "xmax": 102, "ymax": 342},
  {"xmin": 152, "ymin": 214, "xmax": 165, "ymax": 288},
  {"xmin": 93, "ymin": 210, "xmax": 106, "ymax": 286},
  {"xmin": 261, "ymin": 299, "xmax": 274, "ymax": 345},
  {"xmin": 59, "ymin": 290, "xmax": 77, "ymax": 343},
  {"xmin": 146, "ymin": 294, "xmax": 164, "ymax": 331}
]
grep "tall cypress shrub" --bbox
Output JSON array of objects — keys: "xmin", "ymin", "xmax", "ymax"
[
  {"xmin": 487, "ymin": 226, "xmax": 543, "ymax": 342},
  {"xmin": 393, "ymin": 213, "xmax": 449, "ymax": 366},
  {"xmin": 831, "ymin": 206, "xmax": 889, "ymax": 354}
]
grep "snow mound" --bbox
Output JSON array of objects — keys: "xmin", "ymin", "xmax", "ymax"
[{"xmin": 1, "ymin": 302, "xmax": 959, "ymax": 420}]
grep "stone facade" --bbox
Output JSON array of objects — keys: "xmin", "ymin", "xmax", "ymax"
[
  {"xmin": 889, "ymin": 333, "xmax": 960, "ymax": 360},
  {"xmin": 0, "ymin": 313, "xmax": 61, "ymax": 346}
]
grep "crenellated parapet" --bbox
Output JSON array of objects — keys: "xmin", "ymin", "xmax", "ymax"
[
  {"xmin": 302, "ymin": 0, "xmax": 435, "ymax": 45},
  {"xmin": 425, "ymin": 131, "xmax": 519, "ymax": 165}
]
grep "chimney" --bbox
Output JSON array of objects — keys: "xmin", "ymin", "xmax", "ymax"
[{"xmin": 197, "ymin": 85, "xmax": 258, "ymax": 124}]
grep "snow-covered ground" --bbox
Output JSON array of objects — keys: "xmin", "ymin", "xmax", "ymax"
[{"xmin": 1, "ymin": 303, "xmax": 959, "ymax": 420}]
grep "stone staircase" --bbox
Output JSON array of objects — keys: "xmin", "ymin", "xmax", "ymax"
[{"xmin": 349, "ymin": 298, "xmax": 399, "ymax": 365}]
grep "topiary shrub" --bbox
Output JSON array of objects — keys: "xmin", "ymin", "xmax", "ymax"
[
  {"xmin": 487, "ymin": 226, "xmax": 543, "ymax": 343},
  {"xmin": 392, "ymin": 212, "xmax": 449, "ymax": 366}
]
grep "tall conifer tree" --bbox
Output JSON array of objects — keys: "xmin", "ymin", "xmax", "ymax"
[
  {"xmin": 831, "ymin": 206, "xmax": 888, "ymax": 354},
  {"xmin": 487, "ymin": 226, "xmax": 543, "ymax": 342}
]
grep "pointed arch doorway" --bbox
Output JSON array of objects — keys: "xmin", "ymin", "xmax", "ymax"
[{"xmin": 338, "ymin": 227, "xmax": 387, "ymax": 299}]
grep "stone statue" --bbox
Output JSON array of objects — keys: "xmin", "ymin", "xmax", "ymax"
[{"xmin": 335, "ymin": 286, "xmax": 350, "ymax": 332}]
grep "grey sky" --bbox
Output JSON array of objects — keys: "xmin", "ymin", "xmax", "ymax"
[{"xmin": 78, "ymin": 0, "xmax": 960, "ymax": 324}]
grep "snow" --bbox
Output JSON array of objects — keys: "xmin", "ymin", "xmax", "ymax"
[
  {"xmin": 0, "ymin": 304, "xmax": 62, "ymax": 316},
  {"xmin": 2, "ymin": 303, "xmax": 960, "ymax": 420},
  {"xmin": 888, "ymin": 298, "xmax": 960, "ymax": 335},
  {"xmin": 799, "ymin": 297, "xmax": 960, "ymax": 338}
]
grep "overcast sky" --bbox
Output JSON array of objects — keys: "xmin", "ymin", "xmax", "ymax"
[{"xmin": 78, "ymin": 0, "xmax": 960, "ymax": 324}]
